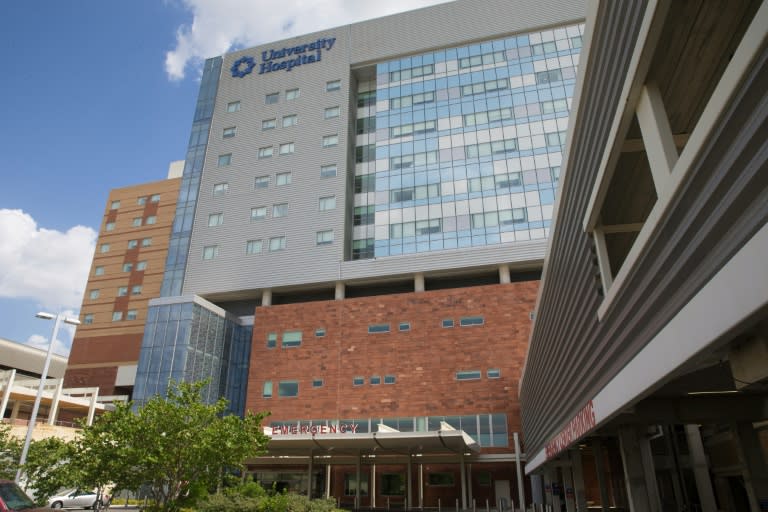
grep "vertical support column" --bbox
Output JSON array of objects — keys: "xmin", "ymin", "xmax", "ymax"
[
  {"xmin": 414, "ymin": 273, "xmax": 425, "ymax": 292},
  {"xmin": 570, "ymin": 449, "xmax": 588, "ymax": 512},
  {"xmin": 86, "ymin": 389, "xmax": 99, "ymax": 426},
  {"xmin": 356, "ymin": 452, "xmax": 362, "ymax": 509},
  {"xmin": 467, "ymin": 463, "xmax": 473, "ymax": 508},
  {"xmin": 591, "ymin": 440, "xmax": 611, "ymax": 511},
  {"xmin": 10, "ymin": 401, "xmax": 21, "ymax": 422},
  {"xmin": 262, "ymin": 289, "xmax": 272, "ymax": 307},
  {"xmin": 562, "ymin": 463, "xmax": 576, "ymax": 512},
  {"xmin": 514, "ymin": 432, "xmax": 526, "ymax": 510},
  {"xmin": 499, "ymin": 265, "xmax": 511, "ymax": 284},
  {"xmin": 0, "ymin": 369, "xmax": 16, "ymax": 420},
  {"xmin": 419, "ymin": 464, "xmax": 424, "ymax": 508},
  {"xmin": 408, "ymin": 456, "xmax": 413, "ymax": 509},
  {"xmin": 335, "ymin": 281, "xmax": 345, "ymax": 300},
  {"xmin": 542, "ymin": 467, "xmax": 554, "ymax": 509},
  {"xmin": 460, "ymin": 454, "xmax": 468, "ymax": 510},
  {"xmin": 48, "ymin": 378, "xmax": 65, "ymax": 425},
  {"xmin": 308, "ymin": 454, "xmax": 314, "ymax": 498},
  {"xmin": 735, "ymin": 422, "xmax": 768, "ymax": 512},
  {"xmin": 372, "ymin": 463, "xmax": 377, "ymax": 508},
  {"xmin": 530, "ymin": 473, "xmax": 544, "ymax": 507},
  {"xmin": 325, "ymin": 464, "xmax": 331, "ymax": 499},
  {"xmin": 636, "ymin": 81, "xmax": 678, "ymax": 195},
  {"xmin": 618, "ymin": 426, "xmax": 659, "ymax": 512},
  {"xmin": 684, "ymin": 425, "xmax": 716, "ymax": 512}
]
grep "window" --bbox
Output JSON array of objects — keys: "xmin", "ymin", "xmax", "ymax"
[
  {"xmin": 202, "ymin": 245, "xmax": 219, "ymax": 260},
  {"xmin": 279, "ymin": 142, "xmax": 295, "ymax": 155},
  {"xmin": 384, "ymin": 375, "xmax": 396, "ymax": 384},
  {"xmin": 546, "ymin": 131, "xmax": 567, "ymax": 147},
  {"xmin": 571, "ymin": 35, "xmax": 583, "ymax": 48},
  {"xmin": 354, "ymin": 174, "xmax": 375, "ymax": 193},
  {"xmin": 319, "ymin": 196, "xmax": 336, "ymax": 211},
  {"xmin": 208, "ymin": 213, "xmax": 224, "ymax": 226},
  {"xmin": 223, "ymin": 126, "xmax": 236, "ymax": 138},
  {"xmin": 276, "ymin": 172, "xmax": 292, "ymax": 186},
  {"xmin": 399, "ymin": 322, "xmax": 411, "ymax": 332},
  {"xmin": 272, "ymin": 203, "xmax": 288, "ymax": 217},
  {"xmin": 246, "ymin": 239, "xmax": 263, "ymax": 255},
  {"xmin": 320, "ymin": 164, "xmax": 337, "ymax": 178},
  {"xmin": 258, "ymin": 146, "xmax": 273, "ymax": 159},
  {"xmin": 356, "ymin": 144, "xmax": 376, "ymax": 163},
  {"xmin": 315, "ymin": 328, "xmax": 326, "ymax": 337},
  {"xmin": 390, "ymin": 120, "xmax": 435, "ymax": 138},
  {"xmin": 227, "ymin": 101, "xmax": 241, "ymax": 112},
  {"xmin": 354, "ymin": 206, "xmax": 375, "ymax": 225},
  {"xmin": 132, "ymin": 285, "xmax": 142, "ymax": 295},
  {"xmin": 461, "ymin": 78, "xmax": 509, "ymax": 97},
  {"xmin": 353, "ymin": 377, "xmax": 365, "ymax": 386},
  {"xmin": 487, "ymin": 369, "xmax": 501, "ymax": 379},
  {"xmin": 357, "ymin": 116, "xmax": 376, "ymax": 135},
  {"xmin": 89, "ymin": 290, "xmax": 100, "ymax": 300},
  {"xmin": 368, "ymin": 324, "xmax": 390, "ymax": 334},
  {"xmin": 137, "ymin": 196, "xmax": 147, "ymax": 206},
  {"xmin": 126, "ymin": 310, "xmax": 138, "ymax": 321},
  {"xmin": 136, "ymin": 261, "xmax": 147, "ymax": 271},
  {"xmin": 105, "ymin": 222, "xmax": 115, "ymax": 232},
  {"xmin": 427, "ymin": 473, "xmax": 455, "ymax": 486},
  {"xmin": 100, "ymin": 243, "xmax": 110, "ymax": 253},
  {"xmin": 262, "ymin": 118, "xmax": 276, "ymax": 130},
  {"xmin": 282, "ymin": 114, "xmax": 298, "ymax": 127},
  {"xmin": 110, "ymin": 200, "xmax": 120, "ymax": 210},
  {"xmin": 269, "ymin": 236, "xmax": 286, "ymax": 251},
  {"xmin": 132, "ymin": 217, "xmax": 142, "ymax": 227},
  {"xmin": 316, "ymin": 230, "xmax": 334, "ymax": 245},
  {"xmin": 286, "ymin": 88, "xmax": 300, "ymax": 100},
  {"xmin": 326, "ymin": 80, "xmax": 341, "ymax": 91},
  {"xmin": 127, "ymin": 240, "xmax": 138, "ymax": 249},
  {"xmin": 122, "ymin": 263, "xmax": 133, "ymax": 272},
  {"xmin": 83, "ymin": 314, "xmax": 94, "ymax": 325},
  {"xmin": 265, "ymin": 92, "xmax": 279, "ymax": 104},
  {"xmin": 145, "ymin": 215, "xmax": 157, "ymax": 225},
  {"xmin": 352, "ymin": 238, "xmax": 374, "ymax": 260},
  {"xmin": 94, "ymin": 266, "xmax": 105, "ymax": 276},
  {"xmin": 541, "ymin": 99, "xmax": 569, "ymax": 114},
  {"xmin": 282, "ymin": 331, "xmax": 302, "ymax": 348},
  {"xmin": 324, "ymin": 106, "xmax": 340, "ymax": 119},
  {"xmin": 464, "ymin": 108, "xmax": 513, "ymax": 127},
  {"xmin": 322, "ymin": 134, "xmax": 338, "ymax": 147},
  {"xmin": 389, "ymin": 63, "xmax": 434, "ymax": 81},
  {"xmin": 442, "ymin": 319, "xmax": 454, "ymax": 328},
  {"xmin": 213, "ymin": 182, "xmax": 229, "ymax": 196},
  {"xmin": 312, "ymin": 379, "xmax": 324, "ymax": 388},
  {"xmin": 465, "ymin": 139, "xmax": 518, "ymax": 158},
  {"xmin": 391, "ymin": 151, "xmax": 438, "ymax": 169},
  {"xmin": 357, "ymin": 90, "xmax": 376, "ymax": 107},
  {"xmin": 456, "ymin": 370, "xmax": 482, "ymax": 381},
  {"xmin": 263, "ymin": 381, "xmax": 273, "ymax": 398},
  {"xmin": 531, "ymin": 42, "xmax": 557, "ymax": 56},
  {"xmin": 344, "ymin": 474, "xmax": 369, "ymax": 496},
  {"xmin": 390, "ymin": 219, "xmax": 442, "ymax": 238},
  {"xmin": 460, "ymin": 316, "xmax": 484, "ymax": 326},
  {"xmin": 141, "ymin": 238, "xmax": 152, "ymax": 247},
  {"xmin": 381, "ymin": 474, "xmax": 406, "ymax": 496},
  {"xmin": 251, "ymin": 207, "xmax": 267, "ymax": 221},
  {"xmin": 390, "ymin": 91, "xmax": 435, "ymax": 109},
  {"xmin": 217, "ymin": 153, "xmax": 232, "ymax": 166},
  {"xmin": 266, "ymin": 333, "xmax": 277, "ymax": 349},
  {"xmin": 459, "ymin": 50, "xmax": 506, "ymax": 69},
  {"xmin": 535, "ymin": 69, "xmax": 563, "ymax": 84},
  {"xmin": 254, "ymin": 175, "xmax": 269, "ymax": 189},
  {"xmin": 112, "ymin": 311, "xmax": 123, "ymax": 322},
  {"xmin": 278, "ymin": 381, "xmax": 299, "ymax": 397},
  {"xmin": 150, "ymin": 194, "xmax": 160, "ymax": 203},
  {"xmin": 370, "ymin": 375, "xmax": 381, "ymax": 385}
]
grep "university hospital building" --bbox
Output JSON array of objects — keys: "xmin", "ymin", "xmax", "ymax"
[{"xmin": 61, "ymin": 0, "xmax": 768, "ymax": 510}]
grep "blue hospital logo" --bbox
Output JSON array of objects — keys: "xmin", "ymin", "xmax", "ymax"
[{"xmin": 231, "ymin": 56, "xmax": 256, "ymax": 78}]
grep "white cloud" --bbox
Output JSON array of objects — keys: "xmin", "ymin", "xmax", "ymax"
[
  {"xmin": 165, "ymin": 0, "xmax": 452, "ymax": 80},
  {"xmin": 0, "ymin": 209, "xmax": 97, "ymax": 313},
  {"xmin": 26, "ymin": 308, "xmax": 80, "ymax": 356}
]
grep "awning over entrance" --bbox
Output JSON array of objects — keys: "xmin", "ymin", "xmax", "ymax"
[{"xmin": 264, "ymin": 429, "xmax": 480, "ymax": 457}]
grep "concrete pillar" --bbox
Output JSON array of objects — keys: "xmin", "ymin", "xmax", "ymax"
[
  {"xmin": 570, "ymin": 449, "xmax": 588, "ymax": 511},
  {"xmin": 262, "ymin": 289, "xmax": 272, "ymax": 307},
  {"xmin": 325, "ymin": 464, "xmax": 331, "ymax": 499},
  {"xmin": 735, "ymin": 422, "xmax": 768, "ymax": 512},
  {"xmin": 499, "ymin": 265, "xmax": 511, "ymax": 284},
  {"xmin": 371, "ymin": 463, "xmax": 376, "ymax": 508},
  {"xmin": 334, "ymin": 281, "xmax": 345, "ymax": 300},
  {"xmin": 414, "ymin": 273, "xmax": 425, "ymax": 292},
  {"xmin": 563, "ymin": 463, "xmax": 576, "ymax": 512},
  {"xmin": 684, "ymin": 424, "xmax": 717, "ymax": 512},
  {"xmin": 618, "ymin": 426, "xmax": 660, "ymax": 512},
  {"xmin": 48, "ymin": 378, "xmax": 65, "ymax": 425},
  {"xmin": 87, "ymin": 389, "xmax": 99, "ymax": 426},
  {"xmin": 514, "ymin": 432, "xmax": 526, "ymax": 510},
  {"xmin": 308, "ymin": 455, "xmax": 314, "ymax": 498},
  {"xmin": 460, "ymin": 454, "xmax": 468, "ymax": 509},
  {"xmin": 355, "ymin": 453, "xmax": 362, "ymax": 509},
  {"xmin": 407, "ymin": 456, "xmax": 413, "ymax": 509},
  {"xmin": 530, "ymin": 473, "xmax": 544, "ymax": 507},
  {"xmin": 11, "ymin": 401, "xmax": 21, "ymax": 421},
  {"xmin": 0, "ymin": 369, "xmax": 16, "ymax": 420},
  {"xmin": 419, "ymin": 464, "xmax": 424, "ymax": 508}
]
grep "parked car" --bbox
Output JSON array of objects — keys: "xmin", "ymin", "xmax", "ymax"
[
  {"xmin": 46, "ymin": 490, "xmax": 106, "ymax": 510},
  {"xmin": 0, "ymin": 480, "xmax": 52, "ymax": 512}
]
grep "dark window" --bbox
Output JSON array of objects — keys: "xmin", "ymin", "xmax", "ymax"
[
  {"xmin": 381, "ymin": 474, "xmax": 405, "ymax": 495},
  {"xmin": 353, "ymin": 205, "xmax": 375, "ymax": 226}
]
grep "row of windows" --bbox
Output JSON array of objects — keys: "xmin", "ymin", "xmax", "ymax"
[
  {"xmin": 368, "ymin": 316, "xmax": 483, "ymax": 333},
  {"xmin": 262, "ymin": 375, "xmax": 398, "ymax": 398},
  {"xmin": 209, "ymin": 196, "xmax": 336, "ymax": 227},
  {"xmin": 353, "ymin": 375, "xmax": 397, "ymax": 386},
  {"xmin": 225, "ymin": 106, "xmax": 341, "ymax": 141},
  {"xmin": 265, "ymin": 327, "xmax": 327, "ymax": 349},
  {"xmin": 88, "ymin": 285, "xmax": 142, "ymax": 300},
  {"xmin": 217, "ymin": 136, "xmax": 337, "ymax": 166},
  {"xmin": 99, "ymin": 238, "xmax": 152, "ymax": 254},
  {"xmin": 109, "ymin": 194, "xmax": 161, "ymax": 210},
  {"xmin": 201, "ymin": 231, "xmax": 335, "ymax": 259},
  {"xmin": 224, "ymin": 80, "xmax": 341, "ymax": 114},
  {"xmin": 93, "ymin": 260, "xmax": 148, "ymax": 276},
  {"xmin": 456, "ymin": 369, "xmax": 501, "ymax": 380},
  {"xmin": 105, "ymin": 215, "xmax": 157, "ymax": 232},
  {"xmin": 82, "ymin": 309, "xmax": 139, "ymax": 325},
  {"xmin": 213, "ymin": 166, "xmax": 338, "ymax": 198}
]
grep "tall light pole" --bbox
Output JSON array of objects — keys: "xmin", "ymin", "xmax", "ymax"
[{"xmin": 15, "ymin": 311, "xmax": 80, "ymax": 483}]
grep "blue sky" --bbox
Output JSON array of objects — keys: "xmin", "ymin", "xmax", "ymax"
[{"xmin": 0, "ymin": 0, "xmax": 449, "ymax": 356}]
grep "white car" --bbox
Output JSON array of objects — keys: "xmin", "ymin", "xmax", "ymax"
[{"xmin": 47, "ymin": 490, "xmax": 106, "ymax": 509}]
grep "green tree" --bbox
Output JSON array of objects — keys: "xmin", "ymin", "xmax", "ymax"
[
  {"xmin": 0, "ymin": 423, "xmax": 22, "ymax": 480},
  {"xmin": 21, "ymin": 436, "xmax": 77, "ymax": 503}
]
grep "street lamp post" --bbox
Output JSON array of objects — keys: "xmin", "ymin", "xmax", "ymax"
[{"xmin": 15, "ymin": 311, "xmax": 80, "ymax": 484}]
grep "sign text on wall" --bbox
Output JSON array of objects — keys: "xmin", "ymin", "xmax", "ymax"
[
  {"xmin": 231, "ymin": 37, "xmax": 336, "ymax": 77},
  {"xmin": 544, "ymin": 400, "xmax": 595, "ymax": 459}
]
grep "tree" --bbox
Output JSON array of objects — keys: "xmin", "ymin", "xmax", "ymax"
[
  {"xmin": 21, "ymin": 436, "xmax": 77, "ymax": 503},
  {"xmin": 0, "ymin": 423, "xmax": 21, "ymax": 480}
]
